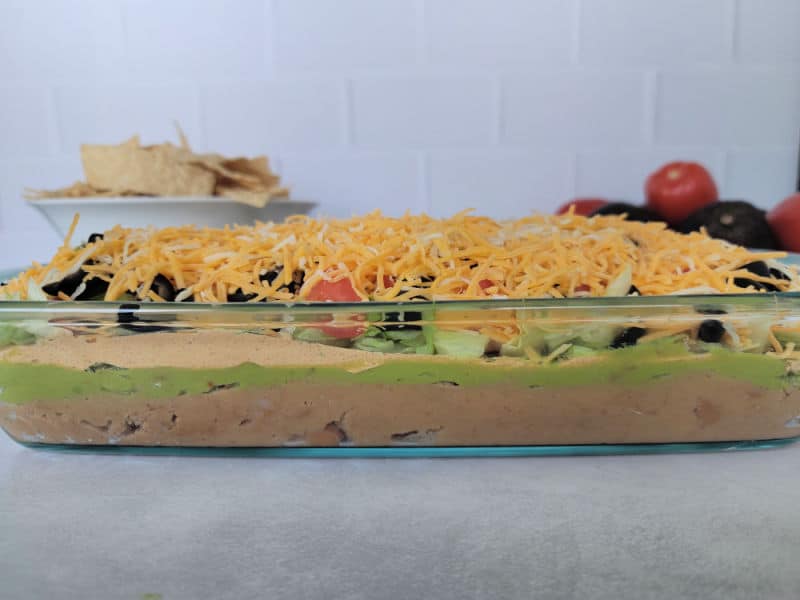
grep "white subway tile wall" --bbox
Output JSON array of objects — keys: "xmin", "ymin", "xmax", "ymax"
[
  {"xmin": 737, "ymin": 0, "xmax": 800, "ymax": 64},
  {"xmin": 0, "ymin": 0, "xmax": 798, "ymax": 264},
  {"xmin": 352, "ymin": 77, "xmax": 495, "ymax": 147},
  {"xmin": 725, "ymin": 148, "xmax": 800, "ymax": 206},
  {"xmin": 280, "ymin": 153, "xmax": 424, "ymax": 217},
  {"xmin": 575, "ymin": 148, "xmax": 727, "ymax": 201},
  {"xmin": 202, "ymin": 80, "xmax": 346, "ymax": 155},
  {"xmin": 0, "ymin": 0, "xmax": 126, "ymax": 82},
  {"xmin": 429, "ymin": 151, "xmax": 574, "ymax": 218},
  {"xmin": 425, "ymin": 0, "xmax": 574, "ymax": 66},
  {"xmin": 501, "ymin": 71, "xmax": 646, "ymax": 146},
  {"xmin": 55, "ymin": 84, "xmax": 204, "ymax": 152},
  {"xmin": 274, "ymin": 0, "xmax": 417, "ymax": 70},
  {"xmin": 656, "ymin": 70, "xmax": 800, "ymax": 145},
  {"xmin": 123, "ymin": 0, "xmax": 272, "ymax": 81},
  {"xmin": 0, "ymin": 88, "xmax": 54, "ymax": 159},
  {"xmin": 579, "ymin": 0, "xmax": 734, "ymax": 66}
]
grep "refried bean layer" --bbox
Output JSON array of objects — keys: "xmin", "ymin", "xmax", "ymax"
[
  {"xmin": 2, "ymin": 374, "xmax": 800, "ymax": 447},
  {"xmin": 3, "ymin": 330, "xmax": 800, "ymax": 447}
]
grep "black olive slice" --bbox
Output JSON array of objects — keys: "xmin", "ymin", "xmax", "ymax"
[
  {"xmin": 591, "ymin": 203, "xmax": 661, "ymax": 223},
  {"xmin": 733, "ymin": 261, "xmax": 779, "ymax": 291},
  {"xmin": 42, "ymin": 269, "xmax": 86, "ymax": 297},
  {"xmin": 741, "ymin": 280, "xmax": 779, "ymax": 292},
  {"xmin": 380, "ymin": 310, "xmax": 423, "ymax": 332},
  {"xmin": 150, "ymin": 275, "xmax": 176, "ymax": 302},
  {"xmin": 741, "ymin": 261, "xmax": 770, "ymax": 277},
  {"xmin": 227, "ymin": 289, "xmax": 258, "ymax": 302},
  {"xmin": 769, "ymin": 267, "xmax": 790, "ymax": 281},
  {"xmin": 259, "ymin": 270, "xmax": 279, "ymax": 285},
  {"xmin": 42, "ymin": 267, "xmax": 109, "ymax": 300},
  {"xmin": 611, "ymin": 327, "xmax": 647, "ymax": 349},
  {"xmin": 76, "ymin": 276, "xmax": 109, "ymax": 300},
  {"xmin": 116, "ymin": 302, "xmax": 173, "ymax": 333},
  {"xmin": 283, "ymin": 270, "xmax": 305, "ymax": 294},
  {"xmin": 695, "ymin": 306, "xmax": 727, "ymax": 315},
  {"xmin": 117, "ymin": 303, "xmax": 140, "ymax": 324},
  {"xmin": 698, "ymin": 320, "xmax": 725, "ymax": 343},
  {"xmin": 262, "ymin": 269, "xmax": 304, "ymax": 295}
]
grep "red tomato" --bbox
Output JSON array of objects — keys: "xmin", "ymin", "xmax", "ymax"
[
  {"xmin": 307, "ymin": 278, "xmax": 365, "ymax": 338},
  {"xmin": 382, "ymin": 275, "xmax": 395, "ymax": 288},
  {"xmin": 767, "ymin": 193, "xmax": 800, "ymax": 252},
  {"xmin": 307, "ymin": 278, "xmax": 361, "ymax": 302},
  {"xmin": 556, "ymin": 198, "xmax": 608, "ymax": 216},
  {"xmin": 645, "ymin": 162, "xmax": 718, "ymax": 225}
]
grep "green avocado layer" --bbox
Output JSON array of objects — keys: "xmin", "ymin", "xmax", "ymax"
[{"xmin": 0, "ymin": 337, "xmax": 792, "ymax": 405}]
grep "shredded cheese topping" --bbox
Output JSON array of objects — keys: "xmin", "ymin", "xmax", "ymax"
[{"xmin": 3, "ymin": 210, "xmax": 799, "ymax": 302}]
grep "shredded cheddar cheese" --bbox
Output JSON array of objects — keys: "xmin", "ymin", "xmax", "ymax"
[{"xmin": 4, "ymin": 210, "xmax": 800, "ymax": 302}]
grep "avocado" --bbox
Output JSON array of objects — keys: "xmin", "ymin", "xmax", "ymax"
[
  {"xmin": 677, "ymin": 201, "xmax": 779, "ymax": 249},
  {"xmin": 591, "ymin": 203, "xmax": 662, "ymax": 223}
]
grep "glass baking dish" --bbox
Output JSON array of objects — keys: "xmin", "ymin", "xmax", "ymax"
[{"xmin": 2, "ymin": 291, "xmax": 800, "ymax": 456}]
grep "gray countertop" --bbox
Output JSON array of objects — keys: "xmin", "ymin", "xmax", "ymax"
[{"xmin": 2, "ymin": 433, "xmax": 800, "ymax": 600}]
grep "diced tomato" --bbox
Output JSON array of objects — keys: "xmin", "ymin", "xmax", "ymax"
[
  {"xmin": 307, "ymin": 278, "xmax": 361, "ymax": 302},
  {"xmin": 767, "ymin": 193, "xmax": 800, "ymax": 252},
  {"xmin": 556, "ymin": 198, "xmax": 609, "ymax": 216},
  {"xmin": 478, "ymin": 279, "xmax": 493, "ymax": 291},
  {"xmin": 574, "ymin": 284, "xmax": 591, "ymax": 293},
  {"xmin": 307, "ymin": 278, "xmax": 365, "ymax": 338},
  {"xmin": 382, "ymin": 275, "xmax": 395, "ymax": 288},
  {"xmin": 645, "ymin": 161, "xmax": 718, "ymax": 225}
]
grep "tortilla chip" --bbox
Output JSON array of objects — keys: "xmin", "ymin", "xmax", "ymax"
[
  {"xmin": 25, "ymin": 181, "xmax": 97, "ymax": 199},
  {"xmin": 223, "ymin": 156, "xmax": 282, "ymax": 188},
  {"xmin": 24, "ymin": 181, "xmax": 143, "ymax": 199},
  {"xmin": 189, "ymin": 153, "xmax": 261, "ymax": 187},
  {"xmin": 82, "ymin": 142, "xmax": 215, "ymax": 196},
  {"xmin": 27, "ymin": 129, "xmax": 290, "ymax": 206},
  {"xmin": 174, "ymin": 121, "xmax": 191, "ymax": 151},
  {"xmin": 216, "ymin": 183, "xmax": 289, "ymax": 208}
]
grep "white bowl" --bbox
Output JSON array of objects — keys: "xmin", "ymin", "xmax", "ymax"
[{"xmin": 28, "ymin": 196, "xmax": 317, "ymax": 243}]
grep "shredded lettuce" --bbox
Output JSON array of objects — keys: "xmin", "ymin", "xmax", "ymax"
[
  {"xmin": 26, "ymin": 279, "xmax": 48, "ymax": 301},
  {"xmin": 0, "ymin": 324, "xmax": 36, "ymax": 347},
  {"xmin": 432, "ymin": 329, "xmax": 489, "ymax": 358},
  {"xmin": 353, "ymin": 336, "xmax": 398, "ymax": 353},
  {"xmin": 292, "ymin": 327, "xmax": 351, "ymax": 347},
  {"xmin": 605, "ymin": 264, "xmax": 632, "ymax": 297},
  {"xmin": 564, "ymin": 345, "xmax": 597, "ymax": 360},
  {"xmin": 384, "ymin": 329, "xmax": 424, "ymax": 342},
  {"xmin": 740, "ymin": 316, "xmax": 774, "ymax": 353},
  {"xmin": 353, "ymin": 324, "xmax": 434, "ymax": 354},
  {"xmin": 0, "ymin": 320, "xmax": 67, "ymax": 348}
]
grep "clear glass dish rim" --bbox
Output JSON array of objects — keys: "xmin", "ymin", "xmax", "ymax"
[
  {"xmin": 1, "ymin": 292, "xmax": 799, "ymax": 315},
  {"xmin": 15, "ymin": 437, "xmax": 800, "ymax": 457}
]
